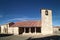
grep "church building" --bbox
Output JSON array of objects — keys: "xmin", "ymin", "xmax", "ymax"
[{"xmin": 0, "ymin": 9, "xmax": 54, "ymax": 35}]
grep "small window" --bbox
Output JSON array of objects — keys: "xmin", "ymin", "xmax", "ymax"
[{"xmin": 45, "ymin": 10, "xmax": 48, "ymax": 15}]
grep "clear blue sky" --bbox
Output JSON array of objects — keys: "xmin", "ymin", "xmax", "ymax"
[{"xmin": 0, "ymin": 0, "xmax": 60, "ymax": 26}]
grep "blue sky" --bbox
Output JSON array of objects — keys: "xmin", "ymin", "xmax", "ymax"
[{"xmin": 0, "ymin": 0, "xmax": 60, "ymax": 26}]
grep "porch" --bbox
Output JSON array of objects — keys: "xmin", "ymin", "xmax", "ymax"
[{"xmin": 19, "ymin": 27, "xmax": 41, "ymax": 35}]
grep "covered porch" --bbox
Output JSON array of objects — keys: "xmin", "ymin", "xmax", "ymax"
[{"xmin": 19, "ymin": 27, "xmax": 41, "ymax": 35}]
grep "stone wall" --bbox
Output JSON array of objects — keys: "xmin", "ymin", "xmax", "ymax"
[{"xmin": 41, "ymin": 9, "xmax": 53, "ymax": 35}]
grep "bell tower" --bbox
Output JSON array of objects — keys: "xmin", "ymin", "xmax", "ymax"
[{"xmin": 41, "ymin": 9, "xmax": 53, "ymax": 35}]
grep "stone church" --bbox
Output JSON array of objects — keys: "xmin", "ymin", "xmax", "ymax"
[{"xmin": 0, "ymin": 9, "xmax": 60, "ymax": 35}]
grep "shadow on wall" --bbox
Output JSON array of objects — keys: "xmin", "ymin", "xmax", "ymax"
[
  {"xmin": 0, "ymin": 34, "xmax": 13, "ymax": 37},
  {"xmin": 27, "ymin": 35, "xmax": 60, "ymax": 40}
]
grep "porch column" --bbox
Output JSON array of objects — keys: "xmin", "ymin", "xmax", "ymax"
[
  {"xmin": 29, "ymin": 28, "xmax": 31, "ymax": 33},
  {"xmin": 35, "ymin": 27, "xmax": 36, "ymax": 34},
  {"xmin": 24, "ymin": 28, "xmax": 26, "ymax": 33}
]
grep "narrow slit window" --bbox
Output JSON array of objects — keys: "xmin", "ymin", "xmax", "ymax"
[{"xmin": 45, "ymin": 10, "xmax": 48, "ymax": 15}]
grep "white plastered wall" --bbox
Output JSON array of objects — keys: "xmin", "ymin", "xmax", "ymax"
[
  {"xmin": 8, "ymin": 27, "xmax": 19, "ymax": 35},
  {"xmin": 1, "ymin": 24, "xmax": 8, "ymax": 34}
]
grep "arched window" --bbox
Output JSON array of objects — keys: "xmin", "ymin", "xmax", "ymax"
[{"xmin": 45, "ymin": 10, "xmax": 48, "ymax": 15}]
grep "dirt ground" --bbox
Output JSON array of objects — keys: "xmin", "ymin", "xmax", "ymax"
[
  {"xmin": 0, "ymin": 34, "xmax": 32, "ymax": 40},
  {"xmin": 0, "ymin": 34, "xmax": 60, "ymax": 40}
]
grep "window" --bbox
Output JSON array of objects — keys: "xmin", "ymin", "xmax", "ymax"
[{"xmin": 45, "ymin": 10, "xmax": 48, "ymax": 15}]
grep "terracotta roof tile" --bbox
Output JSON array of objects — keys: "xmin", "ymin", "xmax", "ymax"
[{"xmin": 9, "ymin": 20, "xmax": 41, "ymax": 27}]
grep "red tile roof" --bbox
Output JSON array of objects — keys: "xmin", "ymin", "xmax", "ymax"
[
  {"xmin": 9, "ymin": 20, "xmax": 41, "ymax": 27},
  {"xmin": 53, "ymin": 26, "xmax": 60, "ymax": 28}
]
